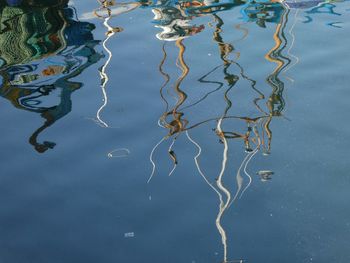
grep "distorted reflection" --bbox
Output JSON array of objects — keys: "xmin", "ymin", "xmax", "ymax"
[
  {"xmin": 0, "ymin": 0, "xmax": 102, "ymax": 152},
  {"xmin": 92, "ymin": 0, "xmax": 138, "ymax": 127},
  {"xmin": 98, "ymin": 0, "xmax": 347, "ymax": 260},
  {"xmin": 286, "ymin": 0, "xmax": 347, "ymax": 27},
  {"xmin": 0, "ymin": 0, "xmax": 348, "ymax": 261},
  {"xmin": 144, "ymin": 0, "xmax": 292, "ymax": 261}
]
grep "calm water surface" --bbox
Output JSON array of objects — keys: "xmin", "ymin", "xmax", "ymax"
[{"xmin": 0, "ymin": 0, "xmax": 350, "ymax": 262}]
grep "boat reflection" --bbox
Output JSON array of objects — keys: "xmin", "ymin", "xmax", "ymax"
[{"xmin": 0, "ymin": 0, "xmax": 103, "ymax": 152}]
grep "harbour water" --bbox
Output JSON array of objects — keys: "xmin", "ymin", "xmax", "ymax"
[{"xmin": 0, "ymin": 0, "xmax": 349, "ymax": 262}]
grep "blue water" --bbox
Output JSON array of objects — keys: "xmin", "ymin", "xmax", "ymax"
[{"xmin": 0, "ymin": 0, "xmax": 349, "ymax": 262}]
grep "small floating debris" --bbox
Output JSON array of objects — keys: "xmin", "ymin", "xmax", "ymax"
[
  {"xmin": 257, "ymin": 170, "xmax": 274, "ymax": 181},
  {"xmin": 124, "ymin": 232, "xmax": 135, "ymax": 238},
  {"xmin": 107, "ymin": 148, "xmax": 130, "ymax": 158}
]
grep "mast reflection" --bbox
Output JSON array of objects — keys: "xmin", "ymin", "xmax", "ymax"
[
  {"xmin": 146, "ymin": 0, "xmax": 291, "ymax": 261},
  {"xmin": 0, "ymin": 0, "xmax": 103, "ymax": 152},
  {"xmin": 92, "ymin": 0, "xmax": 138, "ymax": 127}
]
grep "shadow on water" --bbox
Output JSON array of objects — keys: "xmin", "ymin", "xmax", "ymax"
[{"xmin": 0, "ymin": 0, "xmax": 103, "ymax": 153}]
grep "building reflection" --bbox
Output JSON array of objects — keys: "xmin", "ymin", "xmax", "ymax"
[{"xmin": 0, "ymin": 0, "xmax": 103, "ymax": 152}]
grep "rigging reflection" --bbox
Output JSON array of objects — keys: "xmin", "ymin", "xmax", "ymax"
[
  {"xmin": 146, "ymin": 0, "xmax": 291, "ymax": 261},
  {"xmin": 92, "ymin": 0, "xmax": 348, "ymax": 260},
  {"xmin": 87, "ymin": 0, "xmax": 348, "ymax": 261},
  {"xmin": 0, "ymin": 0, "xmax": 103, "ymax": 152}
]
